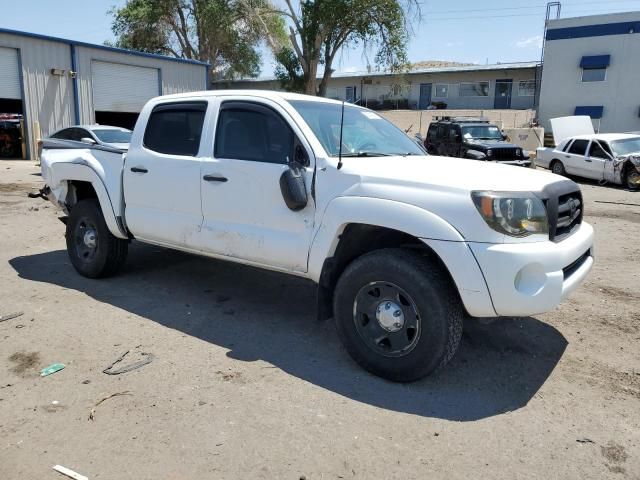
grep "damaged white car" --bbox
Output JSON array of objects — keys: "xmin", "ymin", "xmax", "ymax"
[
  {"xmin": 38, "ymin": 91, "xmax": 594, "ymax": 382},
  {"xmin": 536, "ymin": 116, "xmax": 640, "ymax": 190}
]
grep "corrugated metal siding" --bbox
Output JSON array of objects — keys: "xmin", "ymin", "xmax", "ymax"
[
  {"xmin": 92, "ymin": 61, "xmax": 159, "ymax": 112},
  {"xmin": 76, "ymin": 46, "xmax": 206, "ymax": 123},
  {"xmin": 0, "ymin": 33, "xmax": 75, "ymax": 159},
  {"xmin": 0, "ymin": 46, "xmax": 21, "ymax": 99},
  {"xmin": 0, "ymin": 31, "xmax": 206, "ymax": 158}
]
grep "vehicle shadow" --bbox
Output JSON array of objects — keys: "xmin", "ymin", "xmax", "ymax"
[{"xmin": 9, "ymin": 244, "xmax": 567, "ymax": 422}]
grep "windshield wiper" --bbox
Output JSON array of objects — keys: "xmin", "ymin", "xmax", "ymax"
[{"xmin": 340, "ymin": 151, "xmax": 393, "ymax": 157}]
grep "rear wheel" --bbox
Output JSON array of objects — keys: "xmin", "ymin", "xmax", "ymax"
[
  {"xmin": 550, "ymin": 160, "xmax": 565, "ymax": 176},
  {"xmin": 66, "ymin": 199, "xmax": 128, "ymax": 278},
  {"xmin": 333, "ymin": 248, "xmax": 463, "ymax": 382},
  {"xmin": 623, "ymin": 166, "xmax": 640, "ymax": 191}
]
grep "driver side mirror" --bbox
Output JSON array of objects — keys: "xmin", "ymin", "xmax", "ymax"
[
  {"xmin": 80, "ymin": 137, "xmax": 96, "ymax": 145},
  {"xmin": 279, "ymin": 162, "xmax": 308, "ymax": 211}
]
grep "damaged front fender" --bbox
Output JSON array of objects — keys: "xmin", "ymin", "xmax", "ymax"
[{"xmin": 608, "ymin": 155, "xmax": 640, "ymax": 188}]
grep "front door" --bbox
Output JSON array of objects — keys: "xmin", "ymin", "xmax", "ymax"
[
  {"xmin": 584, "ymin": 140, "xmax": 609, "ymax": 179},
  {"xmin": 494, "ymin": 79, "xmax": 513, "ymax": 109},
  {"xmin": 419, "ymin": 83, "xmax": 432, "ymax": 109},
  {"xmin": 123, "ymin": 101, "xmax": 207, "ymax": 248},
  {"xmin": 199, "ymin": 100, "xmax": 315, "ymax": 272}
]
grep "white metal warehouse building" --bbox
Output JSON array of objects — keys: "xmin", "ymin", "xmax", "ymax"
[
  {"xmin": 0, "ymin": 28, "xmax": 208, "ymax": 160},
  {"xmin": 538, "ymin": 11, "xmax": 640, "ymax": 133}
]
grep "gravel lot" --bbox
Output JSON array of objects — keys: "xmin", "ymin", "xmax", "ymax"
[{"xmin": 1, "ymin": 160, "xmax": 638, "ymax": 479}]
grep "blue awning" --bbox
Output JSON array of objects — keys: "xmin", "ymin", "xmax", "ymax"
[
  {"xmin": 580, "ymin": 55, "xmax": 610, "ymax": 69},
  {"xmin": 575, "ymin": 106, "xmax": 604, "ymax": 119}
]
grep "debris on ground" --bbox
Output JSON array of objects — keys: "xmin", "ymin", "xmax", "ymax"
[
  {"xmin": 576, "ymin": 438, "xmax": 595, "ymax": 444},
  {"xmin": 103, "ymin": 350, "xmax": 154, "ymax": 375},
  {"xmin": 52, "ymin": 464, "xmax": 88, "ymax": 480},
  {"xmin": 0, "ymin": 311, "xmax": 24, "ymax": 322},
  {"xmin": 88, "ymin": 391, "xmax": 132, "ymax": 421},
  {"xmin": 40, "ymin": 363, "xmax": 65, "ymax": 377}
]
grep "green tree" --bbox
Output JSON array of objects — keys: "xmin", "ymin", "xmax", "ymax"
[
  {"xmin": 110, "ymin": 0, "xmax": 284, "ymax": 80},
  {"xmin": 262, "ymin": 0, "xmax": 415, "ymax": 95}
]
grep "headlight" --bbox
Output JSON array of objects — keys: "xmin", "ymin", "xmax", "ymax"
[
  {"xmin": 516, "ymin": 148, "xmax": 522, "ymax": 157},
  {"xmin": 486, "ymin": 149, "xmax": 493, "ymax": 157},
  {"xmin": 471, "ymin": 191, "xmax": 548, "ymax": 237}
]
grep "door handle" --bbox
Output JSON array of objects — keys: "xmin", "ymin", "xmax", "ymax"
[
  {"xmin": 130, "ymin": 166, "xmax": 148, "ymax": 173},
  {"xmin": 585, "ymin": 158, "xmax": 592, "ymax": 162},
  {"xmin": 565, "ymin": 155, "xmax": 571, "ymax": 159},
  {"xmin": 203, "ymin": 174, "xmax": 228, "ymax": 182}
]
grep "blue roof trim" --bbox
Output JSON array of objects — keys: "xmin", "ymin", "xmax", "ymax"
[
  {"xmin": 575, "ymin": 106, "xmax": 604, "ymax": 119},
  {"xmin": 547, "ymin": 22, "xmax": 640, "ymax": 41},
  {"xmin": 0, "ymin": 27, "xmax": 209, "ymax": 67},
  {"xmin": 580, "ymin": 55, "xmax": 610, "ymax": 69}
]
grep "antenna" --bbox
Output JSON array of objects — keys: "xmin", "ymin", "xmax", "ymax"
[{"xmin": 337, "ymin": 101, "xmax": 345, "ymax": 170}]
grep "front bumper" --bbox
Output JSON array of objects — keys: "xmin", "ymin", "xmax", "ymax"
[{"xmin": 468, "ymin": 222, "xmax": 594, "ymax": 316}]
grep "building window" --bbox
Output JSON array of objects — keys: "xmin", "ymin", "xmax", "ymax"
[
  {"xmin": 459, "ymin": 82, "xmax": 490, "ymax": 97},
  {"xmin": 518, "ymin": 80, "xmax": 536, "ymax": 96},
  {"xmin": 582, "ymin": 68, "xmax": 606, "ymax": 82},
  {"xmin": 580, "ymin": 55, "xmax": 610, "ymax": 82},
  {"xmin": 433, "ymin": 84, "xmax": 449, "ymax": 98}
]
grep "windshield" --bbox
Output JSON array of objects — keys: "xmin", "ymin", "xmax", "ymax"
[
  {"xmin": 610, "ymin": 137, "xmax": 640, "ymax": 156},
  {"xmin": 462, "ymin": 125, "xmax": 502, "ymax": 140},
  {"xmin": 92, "ymin": 129, "xmax": 132, "ymax": 144},
  {"xmin": 288, "ymin": 100, "xmax": 424, "ymax": 157}
]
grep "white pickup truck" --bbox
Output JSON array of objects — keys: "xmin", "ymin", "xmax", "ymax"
[
  {"xmin": 535, "ymin": 116, "xmax": 640, "ymax": 190},
  {"xmin": 40, "ymin": 91, "xmax": 594, "ymax": 381}
]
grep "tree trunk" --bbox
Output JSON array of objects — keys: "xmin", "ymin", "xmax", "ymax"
[{"xmin": 304, "ymin": 61, "xmax": 318, "ymax": 95}]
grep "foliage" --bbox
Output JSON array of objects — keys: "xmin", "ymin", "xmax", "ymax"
[
  {"xmin": 110, "ymin": 0, "xmax": 282, "ymax": 80},
  {"xmin": 255, "ymin": 0, "xmax": 414, "ymax": 95}
]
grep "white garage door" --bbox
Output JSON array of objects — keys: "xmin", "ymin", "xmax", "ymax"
[
  {"xmin": 0, "ymin": 47, "xmax": 21, "ymax": 99},
  {"xmin": 92, "ymin": 61, "xmax": 159, "ymax": 112}
]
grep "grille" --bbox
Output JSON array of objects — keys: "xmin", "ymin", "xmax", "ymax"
[
  {"xmin": 540, "ymin": 181, "xmax": 583, "ymax": 242},
  {"xmin": 491, "ymin": 147, "xmax": 519, "ymax": 160}
]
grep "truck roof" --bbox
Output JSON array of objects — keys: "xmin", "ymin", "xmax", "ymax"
[{"xmin": 153, "ymin": 89, "xmax": 344, "ymax": 105}]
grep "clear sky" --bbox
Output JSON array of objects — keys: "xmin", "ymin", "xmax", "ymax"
[{"xmin": 4, "ymin": 0, "xmax": 640, "ymax": 77}]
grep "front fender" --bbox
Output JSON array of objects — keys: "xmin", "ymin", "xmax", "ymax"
[
  {"xmin": 307, "ymin": 196, "xmax": 464, "ymax": 282},
  {"xmin": 44, "ymin": 161, "xmax": 127, "ymax": 239}
]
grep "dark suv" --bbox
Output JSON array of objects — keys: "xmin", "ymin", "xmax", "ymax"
[{"xmin": 424, "ymin": 117, "xmax": 531, "ymax": 167}]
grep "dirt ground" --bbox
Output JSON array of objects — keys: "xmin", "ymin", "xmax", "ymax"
[{"xmin": 0, "ymin": 160, "xmax": 638, "ymax": 480}]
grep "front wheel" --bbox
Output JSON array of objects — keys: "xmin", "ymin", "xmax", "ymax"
[
  {"xmin": 66, "ymin": 199, "xmax": 128, "ymax": 278},
  {"xmin": 623, "ymin": 166, "xmax": 640, "ymax": 191},
  {"xmin": 333, "ymin": 248, "xmax": 463, "ymax": 382}
]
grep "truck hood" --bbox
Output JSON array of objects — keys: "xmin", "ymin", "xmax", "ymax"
[
  {"xmin": 343, "ymin": 154, "xmax": 559, "ymax": 192},
  {"xmin": 465, "ymin": 139, "xmax": 518, "ymax": 149},
  {"xmin": 337, "ymin": 154, "xmax": 573, "ymax": 243}
]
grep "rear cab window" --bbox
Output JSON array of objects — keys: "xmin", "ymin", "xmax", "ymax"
[{"xmin": 143, "ymin": 102, "xmax": 207, "ymax": 156}]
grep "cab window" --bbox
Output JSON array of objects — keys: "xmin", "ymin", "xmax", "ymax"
[{"xmin": 215, "ymin": 102, "xmax": 293, "ymax": 164}]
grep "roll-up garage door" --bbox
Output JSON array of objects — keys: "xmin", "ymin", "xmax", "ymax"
[
  {"xmin": 92, "ymin": 61, "xmax": 159, "ymax": 112},
  {"xmin": 0, "ymin": 47, "xmax": 21, "ymax": 99}
]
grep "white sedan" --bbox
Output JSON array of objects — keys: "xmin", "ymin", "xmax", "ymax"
[{"xmin": 537, "ymin": 133, "xmax": 640, "ymax": 190}]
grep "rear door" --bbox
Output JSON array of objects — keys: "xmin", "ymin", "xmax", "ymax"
[
  {"xmin": 198, "ymin": 99, "xmax": 315, "ymax": 272},
  {"xmin": 563, "ymin": 139, "xmax": 589, "ymax": 176},
  {"xmin": 123, "ymin": 101, "xmax": 207, "ymax": 248}
]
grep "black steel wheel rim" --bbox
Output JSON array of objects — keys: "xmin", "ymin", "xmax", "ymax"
[
  {"xmin": 352, "ymin": 281, "xmax": 421, "ymax": 358},
  {"xmin": 73, "ymin": 217, "xmax": 99, "ymax": 264}
]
